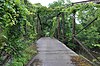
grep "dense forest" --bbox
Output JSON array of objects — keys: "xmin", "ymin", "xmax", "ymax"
[{"xmin": 0, "ymin": 0, "xmax": 100, "ymax": 66}]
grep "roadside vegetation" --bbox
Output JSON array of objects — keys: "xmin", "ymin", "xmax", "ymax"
[{"xmin": 0, "ymin": 0, "xmax": 100, "ymax": 66}]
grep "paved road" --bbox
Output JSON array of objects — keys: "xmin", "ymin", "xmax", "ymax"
[{"xmin": 28, "ymin": 37, "xmax": 79, "ymax": 66}]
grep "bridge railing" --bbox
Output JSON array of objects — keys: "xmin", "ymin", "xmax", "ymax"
[
  {"xmin": 35, "ymin": 2, "xmax": 100, "ymax": 63},
  {"xmin": 55, "ymin": 1, "xmax": 100, "ymax": 65},
  {"xmin": 71, "ymin": 1, "xmax": 100, "ymax": 65}
]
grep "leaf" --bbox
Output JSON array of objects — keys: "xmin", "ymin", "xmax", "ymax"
[
  {"xmin": 26, "ymin": 21, "xmax": 32, "ymax": 27},
  {"xmin": 11, "ymin": 62, "xmax": 23, "ymax": 66},
  {"xmin": 15, "ymin": 0, "xmax": 20, "ymax": 4}
]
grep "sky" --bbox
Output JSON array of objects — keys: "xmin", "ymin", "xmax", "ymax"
[
  {"xmin": 28, "ymin": 0, "xmax": 87, "ymax": 6},
  {"xmin": 28, "ymin": 0, "xmax": 87, "ymax": 24}
]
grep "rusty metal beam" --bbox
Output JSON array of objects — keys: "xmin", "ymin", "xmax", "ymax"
[
  {"xmin": 76, "ymin": 17, "xmax": 97, "ymax": 35},
  {"xmin": 72, "ymin": 0, "xmax": 100, "ymax": 4},
  {"xmin": 72, "ymin": 11, "xmax": 76, "ymax": 44},
  {"xmin": 74, "ymin": 37, "xmax": 99, "ymax": 65}
]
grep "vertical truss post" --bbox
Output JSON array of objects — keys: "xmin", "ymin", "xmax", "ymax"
[
  {"xmin": 62, "ymin": 12, "xmax": 65, "ymax": 39},
  {"xmin": 57, "ymin": 15, "xmax": 60, "ymax": 40},
  {"xmin": 72, "ymin": 11, "xmax": 76, "ymax": 44},
  {"xmin": 37, "ymin": 13, "xmax": 42, "ymax": 38}
]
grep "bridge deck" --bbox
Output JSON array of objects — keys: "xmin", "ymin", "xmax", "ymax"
[{"xmin": 27, "ymin": 37, "xmax": 92, "ymax": 66}]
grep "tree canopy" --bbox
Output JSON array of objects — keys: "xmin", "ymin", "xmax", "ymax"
[{"xmin": 0, "ymin": 0, "xmax": 100, "ymax": 66}]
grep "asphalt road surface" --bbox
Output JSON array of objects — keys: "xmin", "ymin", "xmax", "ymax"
[{"xmin": 27, "ymin": 37, "xmax": 79, "ymax": 66}]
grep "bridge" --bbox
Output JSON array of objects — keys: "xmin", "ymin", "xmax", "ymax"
[
  {"xmin": 25, "ymin": 1, "xmax": 100, "ymax": 66},
  {"xmin": 0, "ymin": 1, "xmax": 100, "ymax": 66},
  {"xmin": 26, "ymin": 37, "xmax": 93, "ymax": 66}
]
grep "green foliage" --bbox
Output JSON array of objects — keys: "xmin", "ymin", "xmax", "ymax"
[
  {"xmin": 7, "ymin": 44, "xmax": 37, "ymax": 66},
  {"xmin": 10, "ymin": 62, "xmax": 23, "ymax": 66},
  {"xmin": 0, "ymin": 0, "xmax": 100, "ymax": 65},
  {"xmin": 0, "ymin": 0, "xmax": 37, "ymax": 65}
]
